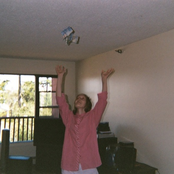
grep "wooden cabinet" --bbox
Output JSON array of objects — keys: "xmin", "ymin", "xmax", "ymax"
[{"xmin": 98, "ymin": 162, "xmax": 157, "ymax": 174}]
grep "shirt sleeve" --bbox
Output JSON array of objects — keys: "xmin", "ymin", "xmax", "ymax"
[
  {"xmin": 56, "ymin": 93, "xmax": 72, "ymax": 126},
  {"xmin": 92, "ymin": 91, "xmax": 108, "ymax": 127}
]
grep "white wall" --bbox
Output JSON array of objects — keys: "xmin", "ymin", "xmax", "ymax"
[
  {"xmin": 76, "ymin": 29, "xmax": 174, "ymax": 174},
  {"xmin": 0, "ymin": 141, "xmax": 36, "ymax": 157}
]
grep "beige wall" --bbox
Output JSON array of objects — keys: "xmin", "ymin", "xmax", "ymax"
[
  {"xmin": 76, "ymin": 29, "xmax": 174, "ymax": 174},
  {"xmin": 1, "ymin": 28, "xmax": 174, "ymax": 173}
]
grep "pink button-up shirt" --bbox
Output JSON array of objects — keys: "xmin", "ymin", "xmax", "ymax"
[{"xmin": 56, "ymin": 91, "xmax": 107, "ymax": 171}]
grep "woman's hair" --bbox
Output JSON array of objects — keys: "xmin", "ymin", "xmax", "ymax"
[{"xmin": 73, "ymin": 94, "xmax": 92, "ymax": 114}]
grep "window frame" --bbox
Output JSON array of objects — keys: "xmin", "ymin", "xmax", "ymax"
[
  {"xmin": 0, "ymin": 73, "xmax": 58, "ymax": 142},
  {"xmin": 0, "ymin": 73, "xmax": 58, "ymax": 118},
  {"xmin": 35, "ymin": 74, "xmax": 58, "ymax": 118}
]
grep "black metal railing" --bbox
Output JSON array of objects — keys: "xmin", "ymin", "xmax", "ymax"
[{"xmin": 0, "ymin": 116, "xmax": 34, "ymax": 143}]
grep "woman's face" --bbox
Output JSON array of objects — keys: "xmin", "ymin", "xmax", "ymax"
[{"xmin": 74, "ymin": 94, "xmax": 87, "ymax": 109}]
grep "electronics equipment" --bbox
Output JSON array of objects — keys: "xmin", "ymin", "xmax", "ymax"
[
  {"xmin": 105, "ymin": 141, "xmax": 137, "ymax": 172},
  {"xmin": 97, "ymin": 122, "xmax": 110, "ymax": 133}
]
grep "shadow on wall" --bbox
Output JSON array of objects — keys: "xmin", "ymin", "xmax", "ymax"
[{"xmin": 115, "ymin": 125, "xmax": 159, "ymax": 166}]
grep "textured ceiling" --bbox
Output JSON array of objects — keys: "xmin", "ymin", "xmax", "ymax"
[{"xmin": 1, "ymin": 0, "xmax": 174, "ymax": 61}]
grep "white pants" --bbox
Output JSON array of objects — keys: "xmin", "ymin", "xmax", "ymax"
[{"xmin": 62, "ymin": 164, "xmax": 99, "ymax": 174}]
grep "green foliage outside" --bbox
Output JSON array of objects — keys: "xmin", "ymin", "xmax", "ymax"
[
  {"xmin": 0, "ymin": 75, "xmax": 54, "ymax": 142},
  {"xmin": 0, "ymin": 77, "xmax": 35, "ymax": 141},
  {"xmin": 0, "ymin": 79, "xmax": 35, "ymax": 117}
]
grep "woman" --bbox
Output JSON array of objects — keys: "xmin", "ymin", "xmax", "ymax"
[{"xmin": 56, "ymin": 65, "xmax": 114, "ymax": 174}]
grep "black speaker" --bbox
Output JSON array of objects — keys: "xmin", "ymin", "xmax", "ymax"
[
  {"xmin": 34, "ymin": 118, "xmax": 65, "ymax": 173},
  {"xmin": 98, "ymin": 137, "xmax": 117, "ymax": 166},
  {"xmin": 115, "ymin": 146, "xmax": 137, "ymax": 171},
  {"xmin": 105, "ymin": 141, "xmax": 137, "ymax": 172},
  {"xmin": 1, "ymin": 129, "xmax": 10, "ymax": 173}
]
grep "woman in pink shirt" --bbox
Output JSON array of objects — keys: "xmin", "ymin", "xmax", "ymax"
[{"xmin": 56, "ymin": 65, "xmax": 114, "ymax": 174}]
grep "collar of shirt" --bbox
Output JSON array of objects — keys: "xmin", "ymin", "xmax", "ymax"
[{"xmin": 75, "ymin": 113, "xmax": 85, "ymax": 125}]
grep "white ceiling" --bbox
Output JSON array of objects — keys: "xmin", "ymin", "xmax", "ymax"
[{"xmin": 1, "ymin": 0, "xmax": 174, "ymax": 61}]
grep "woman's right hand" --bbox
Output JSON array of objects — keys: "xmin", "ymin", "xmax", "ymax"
[{"xmin": 55, "ymin": 65, "xmax": 66, "ymax": 76}]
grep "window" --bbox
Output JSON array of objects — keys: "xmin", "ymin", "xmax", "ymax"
[
  {"xmin": 0, "ymin": 74, "xmax": 35, "ymax": 117},
  {"xmin": 0, "ymin": 74, "xmax": 58, "ymax": 142},
  {"xmin": 0, "ymin": 74, "xmax": 36, "ymax": 142},
  {"xmin": 35, "ymin": 75, "xmax": 59, "ymax": 117},
  {"xmin": 0, "ymin": 74, "xmax": 58, "ymax": 117}
]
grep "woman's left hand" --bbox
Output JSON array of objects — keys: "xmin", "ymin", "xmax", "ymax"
[{"xmin": 101, "ymin": 68, "xmax": 115, "ymax": 80}]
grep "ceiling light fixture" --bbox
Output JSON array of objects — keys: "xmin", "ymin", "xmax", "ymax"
[{"xmin": 61, "ymin": 27, "xmax": 80, "ymax": 46}]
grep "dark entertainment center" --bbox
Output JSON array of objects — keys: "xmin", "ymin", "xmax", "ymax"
[{"xmin": 34, "ymin": 117, "xmax": 157, "ymax": 174}]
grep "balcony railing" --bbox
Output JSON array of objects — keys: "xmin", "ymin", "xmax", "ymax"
[{"xmin": 0, "ymin": 116, "xmax": 34, "ymax": 143}]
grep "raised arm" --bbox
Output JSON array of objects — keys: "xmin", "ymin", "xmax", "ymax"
[
  {"xmin": 55, "ymin": 65, "xmax": 66, "ymax": 97},
  {"xmin": 101, "ymin": 68, "xmax": 115, "ymax": 92}
]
